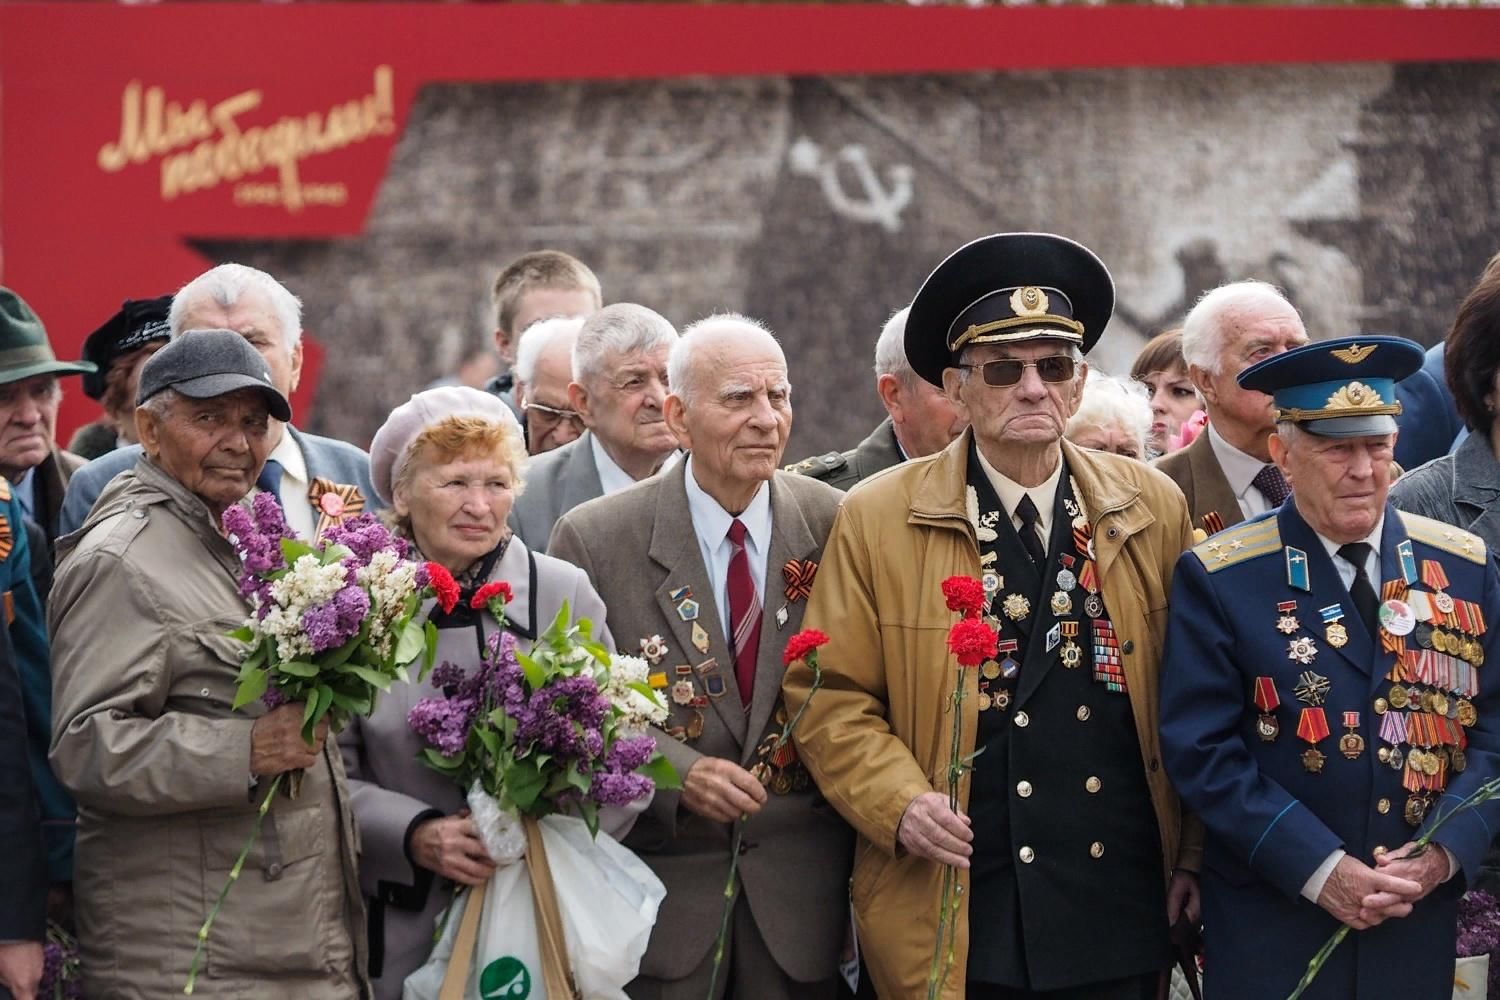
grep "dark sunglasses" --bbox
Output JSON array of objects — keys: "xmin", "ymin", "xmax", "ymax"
[{"xmin": 957, "ymin": 355, "xmax": 1077, "ymax": 387}]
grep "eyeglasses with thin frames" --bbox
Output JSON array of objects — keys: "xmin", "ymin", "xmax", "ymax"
[
  {"xmin": 957, "ymin": 355, "xmax": 1076, "ymax": 388},
  {"xmin": 522, "ymin": 401, "xmax": 584, "ymax": 431}
]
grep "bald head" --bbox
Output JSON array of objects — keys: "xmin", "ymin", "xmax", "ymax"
[{"xmin": 665, "ymin": 313, "xmax": 791, "ymax": 513}]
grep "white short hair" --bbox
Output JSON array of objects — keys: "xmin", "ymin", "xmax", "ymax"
[
  {"xmin": 572, "ymin": 303, "xmax": 678, "ymax": 386},
  {"xmin": 1066, "ymin": 370, "xmax": 1152, "ymax": 457},
  {"xmin": 873, "ymin": 307, "xmax": 914, "ymax": 385},
  {"xmin": 514, "ymin": 315, "xmax": 585, "ymax": 385},
  {"xmin": 1180, "ymin": 280, "xmax": 1299, "ymax": 374},
  {"xmin": 669, "ymin": 313, "xmax": 783, "ymax": 406},
  {"xmin": 168, "ymin": 263, "xmax": 303, "ymax": 351}
]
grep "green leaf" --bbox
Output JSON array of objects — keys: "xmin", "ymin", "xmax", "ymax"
[
  {"xmin": 302, "ymin": 684, "xmax": 335, "ymax": 742},
  {"xmin": 232, "ymin": 668, "xmax": 269, "ymax": 711},
  {"xmin": 228, "ymin": 625, "xmax": 256, "ymax": 642},
  {"xmin": 422, "ymin": 621, "xmax": 439, "ymax": 676},
  {"xmin": 301, "ymin": 694, "xmax": 319, "ymax": 737},
  {"xmin": 328, "ymin": 689, "xmax": 372, "ymax": 716},
  {"xmin": 240, "ymin": 642, "xmax": 268, "ymax": 673},
  {"xmin": 565, "ymin": 762, "xmax": 591, "ymax": 794},
  {"xmin": 319, "ymin": 543, "xmax": 354, "ymax": 565},
  {"xmin": 475, "ymin": 725, "xmax": 501, "ymax": 759},
  {"xmin": 516, "ymin": 651, "xmax": 546, "ymax": 691},
  {"xmin": 321, "ymin": 632, "xmax": 363, "ymax": 671},
  {"xmin": 506, "ymin": 761, "xmax": 547, "ymax": 812},
  {"xmin": 421, "ymin": 747, "xmax": 463, "ymax": 772},
  {"xmin": 279, "ymin": 537, "xmax": 316, "ymax": 564},
  {"xmin": 577, "ymin": 798, "xmax": 600, "ymax": 838},
  {"xmin": 636, "ymin": 753, "xmax": 681, "ymax": 790},
  {"xmin": 276, "ymin": 660, "xmax": 319, "ymax": 679},
  {"xmin": 344, "ymin": 665, "xmax": 394, "ymax": 692},
  {"xmin": 394, "ymin": 619, "xmax": 427, "ymax": 667}
]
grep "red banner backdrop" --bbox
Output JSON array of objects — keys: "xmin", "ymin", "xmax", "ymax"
[{"xmin": 3, "ymin": 3, "xmax": 1499, "ymax": 433}]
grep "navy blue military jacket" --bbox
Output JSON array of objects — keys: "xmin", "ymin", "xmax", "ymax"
[{"xmin": 1161, "ymin": 500, "xmax": 1500, "ymax": 1000}]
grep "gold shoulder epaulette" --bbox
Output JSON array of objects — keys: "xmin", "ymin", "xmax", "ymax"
[
  {"xmin": 1399, "ymin": 511, "xmax": 1486, "ymax": 565},
  {"xmin": 0, "ymin": 477, "xmax": 12, "ymax": 502},
  {"xmin": 1192, "ymin": 517, "xmax": 1282, "ymax": 573}
]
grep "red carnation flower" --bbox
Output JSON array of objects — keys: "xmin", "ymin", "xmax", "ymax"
[
  {"xmin": 941, "ymin": 575, "xmax": 987, "ymax": 619},
  {"xmin": 471, "ymin": 581, "xmax": 513, "ymax": 610},
  {"xmin": 783, "ymin": 628, "xmax": 831, "ymax": 666},
  {"xmin": 426, "ymin": 562, "xmax": 460, "ymax": 614},
  {"xmin": 947, "ymin": 617, "xmax": 998, "ymax": 668}
]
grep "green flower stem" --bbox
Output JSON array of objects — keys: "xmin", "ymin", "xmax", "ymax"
[
  {"xmin": 1286, "ymin": 776, "xmax": 1500, "ymax": 1000},
  {"xmin": 928, "ymin": 667, "xmax": 968, "ymax": 999},
  {"xmin": 704, "ymin": 655, "xmax": 824, "ymax": 1000},
  {"xmin": 184, "ymin": 772, "xmax": 284, "ymax": 995}
]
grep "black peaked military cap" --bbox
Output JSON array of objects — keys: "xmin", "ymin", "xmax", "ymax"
[
  {"xmin": 906, "ymin": 233, "xmax": 1115, "ymax": 387},
  {"xmin": 81, "ymin": 294, "xmax": 172, "ymax": 400}
]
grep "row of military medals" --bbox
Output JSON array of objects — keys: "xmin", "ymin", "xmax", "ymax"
[
  {"xmin": 1254, "ymin": 544, "xmax": 1483, "ymax": 826},
  {"xmin": 975, "ymin": 494, "xmax": 1112, "ymax": 713}
]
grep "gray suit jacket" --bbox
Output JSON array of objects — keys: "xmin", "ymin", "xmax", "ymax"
[
  {"xmin": 1153, "ymin": 427, "xmax": 1243, "ymax": 535},
  {"xmin": 58, "ymin": 426, "xmax": 379, "ymax": 537},
  {"xmin": 549, "ymin": 462, "xmax": 853, "ymax": 983},
  {"xmin": 338, "ymin": 537, "xmax": 616, "ymax": 1000},
  {"xmin": 508, "ymin": 431, "xmax": 604, "ymax": 553}
]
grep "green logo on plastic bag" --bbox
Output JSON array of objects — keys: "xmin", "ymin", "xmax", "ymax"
[{"xmin": 480, "ymin": 956, "xmax": 532, "ymax": 999}]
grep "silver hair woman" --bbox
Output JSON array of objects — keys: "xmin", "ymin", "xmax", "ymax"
[
  {"xmin": 338, "ymin": 385, "xmax": 639, "ymax": 1000},
  {"xmin": 1065, "ymin": 369, "xmax": 1154, "ymax": 461}
]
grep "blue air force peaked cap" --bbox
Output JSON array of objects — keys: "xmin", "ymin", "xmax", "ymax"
[
  {"xmin": 905, "ymin": 233, "xmax": 1114, "ymax": 387},
  {"xmin": 1237, "ymin": 335, "xmax": 1424, "ymax": 438}
]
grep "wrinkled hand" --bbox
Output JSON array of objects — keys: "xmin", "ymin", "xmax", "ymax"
[
  {"xmin": 681, "ymin": 757, "xmax": 768, "ymax": 823},
  {"xmin": 1316, "ymin": 855, "xmax": 1422, "ymax": 929},
  {"xmin": 897, "ymin": 792, "xmax": 972, "ymax": 868},
  {"xmin": 1374, "ymin": 842, "xmax": 1450, "ymax": 904},
  {"xmin": 0, "ymin": 940, "xmax": 43, "ymax": 1000},
  {"xmin": 1167, "ymin": 869, "xmax": 1201, "ymax": 926},
  {"xmin": 411, "ymin": 813, "xmax": 498, "ymax": 887},
  {"xmin": 249, "ymin": 704, "xmax": 327, "ymax": 777}
]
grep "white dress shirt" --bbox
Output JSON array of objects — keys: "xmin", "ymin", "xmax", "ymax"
[
  {"xmin": 682, "ymin": 455, "xmax": 771, "ymax": 646},
  {"xmin": 1208, "ymin": 423, "xmax": 1279, "ymax": 519},
  {"xmin": 975, "ymin": 447, "xmax": 1064, "ymax": 557},
  {"xmin": 1299, "ymin": 516, "xmax": 1455, "ymax": 901},
  {"xmin": 266, "ymin": 431, "xmax": 315, "ymax": 539},
  {"xmin": 591, "ymin": 435, "xmax": 682, "ymax": 497}
]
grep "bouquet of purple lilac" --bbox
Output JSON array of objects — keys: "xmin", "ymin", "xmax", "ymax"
[
  {"xmin": 40, "ymin": 922, "xmax": 82, "ymax": 1000},
  {"xmin": 221, "ymin": 495, "xmax": 437, "ymax": 741},
  {"xmin": 409, "ymin": 601, "xmax": 678, "ymax": 836},
  {"xmin": 185, "ymin": 497, "xmax": 439, "ymax": 994},
  {"xmin": 1457, "ymin": 889, "xmax": 1500, "ymax": 997}
]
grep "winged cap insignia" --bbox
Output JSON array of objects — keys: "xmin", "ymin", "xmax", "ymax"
[{"xmin": 1330, "ymin": 342, "xmax": 1377, "ymax": 364}]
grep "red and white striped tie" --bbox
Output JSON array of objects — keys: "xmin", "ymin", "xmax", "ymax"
[{"xmin": 727, "ymin": 519, "xmax": 761, "ymax": 705}]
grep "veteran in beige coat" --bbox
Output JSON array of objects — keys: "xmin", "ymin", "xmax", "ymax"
[
  {"xmin": 784, "ymin": 235, "xmax": 1201, "ymax": 1000},
  {"xmin": 48, "ymin": 332, "xmax": 367, "ymax": 999},
  {"xmin": 550, "ymin": 315, "xmax": 851, "ymax": 1000}
]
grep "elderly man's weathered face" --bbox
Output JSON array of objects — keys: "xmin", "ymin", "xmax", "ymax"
[
  {"xmin": 943, "ymin": 340, "xmax": 1086, "ymax": 452},
  {"xmin": 672, "ymin": 332, "xmax": 792, "ymax": 491},
  {"xmin": 522, "ymin": 336, "xmax": 584, "ymax": 454},
  {"xmin": 0, "ymin": 374, "xmax": 61, "ymax": 481},
  {"xmin": 1195, "ymin": 307, "xmax": 1307, "ymax": 437},
  {"xmin": 886, "ymin": 374, "xmax": 967, "ymax": 458},
  {"xmin": 176, "ymin": 292, "xmax": 302, "ymax": 402},
  {"xmin": 395, "ymin": 452, "xmax": 516, "ymax": 573},
  {"xmin": 1270, "ymin": 428, "xmax": 1395, "ymax": 544},
  {"xmin": 576, "ymin": 344, "xmax": 676, "ymax": 460},
  {"xmin": 102, "ymin": 343, "xmax": 166, "ymax": 444},
  {"xmin": 137, "ymin": 389, "xmax": 273, "ymax": 514}
]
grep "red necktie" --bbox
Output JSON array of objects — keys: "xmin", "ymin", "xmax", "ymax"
[{"xmin": 727, "ymin": 519, "xmax": 761, "ymax": 705}]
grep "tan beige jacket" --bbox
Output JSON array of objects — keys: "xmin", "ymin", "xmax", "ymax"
[
  {"xmin": 49, "ymin": 459, "xmax": 367, "ymax": 999},
  {"xmin": 783, "ymin": 433, "xmax": 1201, "ymax": 999}
]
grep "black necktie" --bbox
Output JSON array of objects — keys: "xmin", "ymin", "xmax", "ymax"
[
  {"xmin": 256, "ymin": 458, "xmax": 284, "ymax": 499},
  {"xmin": 1338, "ymin": 542, "xmax": 1380, "ymax": 635},
  {"xmin": 1014, "ymin": 495, "xmax": 1047, "ymax": 570},
  {"xmin": 1251, "ymin": 464, "xmax": 1292, "ymax": 507}
]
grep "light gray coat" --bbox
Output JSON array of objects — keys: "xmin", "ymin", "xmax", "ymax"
[
  {"xmin": 508, "ymin": 431, "xmax": 604, "ymax": 553},
  {"xmin": 1390, "ymin": 430, "xmax": 1500, "ymax": 560},
  {"xmin": 338, "ymin": 536, "xmax": 618, "ymax": 1000},
  {"xmin": 549, "ymin": 462, "xmax": 853, "ymax": 985},
  {"xmin": 49, "ymin": 459, "xmax": 367, "ymax": 999}
]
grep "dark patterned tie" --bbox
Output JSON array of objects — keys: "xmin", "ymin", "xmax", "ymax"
[
  {"xmin": 255, "ymin": 458, "xmax": 284, "ymax": 499},
  {"xmin": 1014, "ymin": 495, "xmax": 1047, "ymax": 570},
  {"xmin": 726, "ymin": 519, "xmax": 761, "ymax": 705},
  {"xmin": 1251, "ymin": 464, "xmax": 1291, "ymax": 508},
  {"xmin": 1338, "ymin": 542, "xmax": 1380, "ymax": 635}
]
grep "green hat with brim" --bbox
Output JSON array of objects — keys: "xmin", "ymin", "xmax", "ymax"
[{"xmin": 0, "ymin": 287, "xmax": 98, "ymax": 386}]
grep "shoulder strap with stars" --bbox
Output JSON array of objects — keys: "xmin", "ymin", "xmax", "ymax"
[
  {"xmin": 1192, "ymin": 516, "xmax": 1281, "ymax": 573},
  {"xmin": 1398, "ymin": 511, "xmax": 1486, "ymax": 565}
]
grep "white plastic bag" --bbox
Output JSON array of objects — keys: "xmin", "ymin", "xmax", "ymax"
[{"xmin": 403, "ymin": 795, "xmax": 665, "ymax": 1000}]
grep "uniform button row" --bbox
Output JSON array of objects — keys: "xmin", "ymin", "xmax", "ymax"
[
  {"xmin": 1014, "ymin": 777, "xmax": 1101, "ymax": 796},
  {"xmin": 1017, "ymin": 843, "xmax": 1105, "ymax": 863}
]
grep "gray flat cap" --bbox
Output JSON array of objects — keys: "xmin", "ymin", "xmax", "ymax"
[{"xmin": 137, "ymin": 328, "xmax": 292, "ymax": 422}]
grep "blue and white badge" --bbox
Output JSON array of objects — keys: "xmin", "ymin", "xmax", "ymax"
[
  {"xmin": 1045, "ymin": 623, "xmax": 1061, "ymax": 653},
  {"xmin": 1285, "ymin": 547, "xmax": 1311, "ymax": 592}
]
